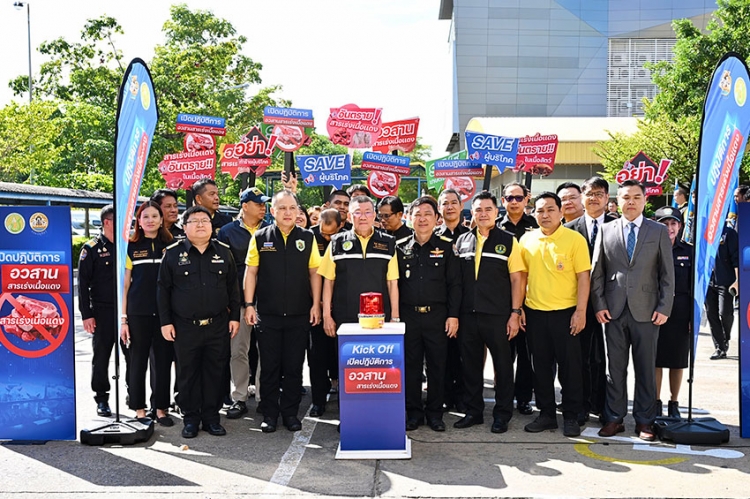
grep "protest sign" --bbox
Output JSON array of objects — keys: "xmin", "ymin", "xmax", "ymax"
[
  {"xmin": 372, "ymin": 118, "xmax": 420, "ymax": 153},
  {"xmin": 465, "ymin": 130, "xmax": 518, "ymax": 173},
  {"xmin": 615, "ymin": 151, "xmax": 672, "ymax": 196},
  {"xmin": 327, "ymin": 104, "xmax": 383, "ymax": 148},
  {"xmin": 296, "ymin": 154, "xmax": 351, "ymax": 190},
  {"xmin": 361, "ymin": 152, "xmax": 411, "ymax": 175},
  {"xmin": 515, "ymin": 133, "xmax": 558, "ymax": 176},
  {"xmin": 219, "ymin": 126, "xmax": 277, "ymax": 179}
]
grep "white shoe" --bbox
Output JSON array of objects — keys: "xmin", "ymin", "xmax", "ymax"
[{"xmin": 248, "ymin": 385, "xmax": 256, "ymax": 396}]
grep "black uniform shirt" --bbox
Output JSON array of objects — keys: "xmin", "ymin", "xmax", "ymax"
[
  {"xmin": 126, "ymin": 236, "xmax": 169, "ymax": 317},
  {"xmin": 672, "ymin": 241, "xmax": 692, "ymax": 297},
  {"xmin": 157, "ymin": 238, "xmax": 240, "ymax": 326},
  {"xmin": 77, "ymin": 234, "xmax": 115, "ymax": 319},
  {"xmin": 168, "ymin": 224, "xmax": 185, "ymax": 240},
  {"xmin": 388, "ymin": 223, "xmax": 413, "ymax": 245},
  {"xmin": 434, "ymin": 223, "xmax": 469, "ymax": 244},
  {"xmin": 210, "ymin": 211, "xmax": 234, "ymax": 237},
  {"xmin": 396, "ymin": 233, "xmax": 461, "ymax": 317},
  {"xmin": 497, "ymin": 212, "xmax": 538, "ymax": 240},
  {"xmin": 710, "ymin": 225, "xmax": 739, "ymax": 287}
]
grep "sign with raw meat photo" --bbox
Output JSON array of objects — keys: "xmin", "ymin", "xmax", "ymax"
[
  {"xmin": 327, "ymin": 104, "xmax": 383, "ymax": 149},
  {"xmin": 0, "ymin": 206, "xmax": 76, "ymax": 441}
]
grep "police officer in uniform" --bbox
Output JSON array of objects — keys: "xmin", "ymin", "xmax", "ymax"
[
  {"xmin": 158, "ymin": 206, "xmax": 240, "ymax": 438},
  {"xmin": 378, "ymin": 196, "xmax": 413, "ymax": 244},
  {"xmin": 498, "ymin": 182, "xmax": 538, "ymax": 417},
  {"xmin": 244, "ymin": 190, "xmax": 322, "ymax": 433},
  {"xmin": 319, "ymin": 196, "xmax": 400, "ymax": 334},
  {"xmin": 191, "ymin": 179, "xmax": 233, "ymax": 236},
  {"xmin": 397, "ymin": 197, "xmax": 461, "ymax": 432},
  {"xmin": 454, "ymin": 191, "xmax": 525, "ymax": 433},
  {"xmin": 151, "ymin": 188, "xmax": 184, "ymax": 240},
  {"xmin": 78, "ymin": 204, "xmax": 119, "ymax": 417},
  {"xmin": 308, "ymin": 208, "xmax": 344, "ymax": 416}
]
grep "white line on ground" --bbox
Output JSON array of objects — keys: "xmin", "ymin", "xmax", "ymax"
[{"xmin": 263, "ymin": 405, "xmax": 317, "ymax": 495}]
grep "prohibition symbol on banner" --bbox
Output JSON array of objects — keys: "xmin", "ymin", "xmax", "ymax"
[{"xmin": 0, "ymin": 293, "xmax": 70, "ymax": 358}]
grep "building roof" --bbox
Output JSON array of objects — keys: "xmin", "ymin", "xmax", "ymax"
[
  {"xmin": 465, "ymin": 117, "xmax": 640, "ymax": 143},
  {"xmin": 438, "ymin": 0, "xmax": 453, "ymax": 20}
]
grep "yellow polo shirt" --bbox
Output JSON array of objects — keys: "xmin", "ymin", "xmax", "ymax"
[
  {"xmin": 517, "ymin": 225, "xmax": 590, "ymax": 311},
  {"xmin": 317, "ymin": 231, "xmax": 399, "ymax": 281},
  {"xmin": 245, "ymin": 226, "xmax": 321, "ymax": 268}
]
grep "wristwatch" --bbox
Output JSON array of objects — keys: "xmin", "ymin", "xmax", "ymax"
[
  {"xmin": 244, "ymin": 302, "xmax": 255, "ymax": 308},
  {"xmin": 511, "ymin": 308, "xmax": 523, "ymax": 316},
  {"xmin": 391, "ymin": 318, "xmax": 401, "ymax": 322}
]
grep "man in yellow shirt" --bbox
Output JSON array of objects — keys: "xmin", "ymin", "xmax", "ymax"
[
  {"xmin": 318, "ymin": 196, "xmax": 400, "ymax": 336},
  {"xmin": 243, "ymin": 190, "xmax": 321, "ymax": 433},
  {"xmin": 517, "ymin": 191, "xmax": 591, "ymax": 437}
]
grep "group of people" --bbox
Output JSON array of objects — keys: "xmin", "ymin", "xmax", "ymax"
[{"xmin": 77, "ymin": 174, "xmax": 738, "ymax": 443}]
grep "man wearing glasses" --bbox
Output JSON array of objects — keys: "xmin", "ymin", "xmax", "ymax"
[
  {"xmin": 565, "ymin": 176, "xmax": 616, "ymax": 422},
  {"xmin": 319, "ymin": 196, "xmax": 400, "ymax": 336},
  {"xmin": 498, "ymin": 182, "xmax": 538, "ymax": 417},
  {"xmin": 378, "ymin": 196, "xmax": 413, "ymax": 244},
  {"xmin": 158, "ymin": 206, "xmax": 240, "ymax": 439},
  {"xmin": 556, "ymin": 182, "xmax": 585, "ymax": 223}
]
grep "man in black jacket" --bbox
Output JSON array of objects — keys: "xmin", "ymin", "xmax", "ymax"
[{"xmin": 706, "ymin": 224, "xmax": 739, "ymax": 359}]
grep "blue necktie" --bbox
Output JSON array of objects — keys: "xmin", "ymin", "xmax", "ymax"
[
  {"xmin": 590, "ymin": 219, "xmax": 598, "ymax": 250},
  {"xmin": 626, "ymin": 222, "xmax": 636, "ymax": 261}
]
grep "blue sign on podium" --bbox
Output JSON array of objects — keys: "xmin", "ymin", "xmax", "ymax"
[{"xmin": 336, "ymin": 322, "xmax": 411, "ymax": 459}]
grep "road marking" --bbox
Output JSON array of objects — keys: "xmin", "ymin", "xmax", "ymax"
[
  {"xmin": 263, "ymin": 406, "xmax": 317, "ymax": 495},
  {"xmin": 574, "ymin": 441, "xmax": 688, "ymax": 465}
]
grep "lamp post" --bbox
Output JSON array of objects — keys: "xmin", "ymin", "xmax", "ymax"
[{"xmin": 13, "ymin": 1, "xmax": 32, "ymax": 103}]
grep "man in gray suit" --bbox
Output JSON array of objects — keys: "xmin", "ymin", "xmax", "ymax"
[{"xmin": 591, "ymin": 180, "xmax": 675, "ymax": 442}]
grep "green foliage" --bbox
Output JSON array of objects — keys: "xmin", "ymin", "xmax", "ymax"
[
  {"xmin": 597, "ymin": 0, "xmax": 750, "ymax": 184},
  {"xmin": 72, "ymin": 235, "xmax": 89, "ymax": 263}
]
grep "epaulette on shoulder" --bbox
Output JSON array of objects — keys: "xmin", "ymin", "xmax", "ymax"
[
  {"xmin": 84, "ymin": 238, "xmax": 97, "ymax": 248},
  {"xmin": 166, "ymin": 240, "xmax": 181, "ymax": 250},
  {"xmin": 215, "ymin": 240, "xmax": 230, "ymax": 248},
  {"xmin": 439, "ymin": 235, "xmax": 452, "ymax": 243}
]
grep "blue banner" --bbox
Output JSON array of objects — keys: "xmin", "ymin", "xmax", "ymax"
[
  {"xmin": 465, "ymin": 130, "xmax": 518, "ymax": 173},
  {"xmin": 114, "ymin": 59, "xmax": 159, "ymax": 344},
  {"xmin": 0, "ymin": 206, "xmax": 76, "ymax": 440},
  {"xmin": 433, "ymin": 158, "xmax": 483, "ymax": 178},
  {"xmin": 361, "ymin": 151, "xmax": 411, "ymax": 175},
  {"xmin": 738, "ymin": 202, "xmax": 750, "ymax": 437},
  {"xmin": 693, "ymin": 53, "xmax": 750, "ymax": 357},
  {"xmin": 263, "ymin": 106, "xmax": 314, "ymax": 127},
  {"xmin": 296, "ymin": 154, "xmax": 351, "ymax": 190},
  {"xmin": 175, "ymin": 113, "xmax": 225, "ymax": 135}
]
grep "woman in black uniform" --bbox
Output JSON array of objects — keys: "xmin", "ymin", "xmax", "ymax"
[
  {"xmin": 654, "ymin": 206, "xmax": 692, "ymax": 419},
  {"xmin": 121, "ymin": 202, "xmax": 174, "ymax": 425}
]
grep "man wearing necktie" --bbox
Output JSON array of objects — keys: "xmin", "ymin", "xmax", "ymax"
[
  {"xmin": 565, "ymin": 176, "xmax": 617, "ymax": 422},
  {"xmin": 591, "ymin": 180, "xmax": 675, "ymax": 442}
]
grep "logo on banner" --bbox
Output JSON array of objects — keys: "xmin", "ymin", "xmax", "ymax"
[
  {"xmin": 184, "ymin": 133, "xmax": 216, "ymax": 153},
  {"xmin": 425, "ymin": 150, "xmax": 467, "ymax": 191},
  {"xmin": 367, "ymin": 171, "xmax": 400, "ymax": 199},
  {"xmin": 372, "ymin": 118, "xmax": 420, "ymax": 153},
  {"xmin": 515, "ymin": 133, "xmax": 558, "ymax": 176},
  {"xmin": 175, "ymin": 113, "xmax": 226, "ymax": 136},
  {"xmin": 265, "ymin": 124, "xmax": 310, "ymax": 153},
  {"xmin": 615, "ymin": 151, "xmax": 672, "ymax": 196},
  {"xmin": 296, "ymin": 154, "xmax": 351, "ymax": 190},
  {"xmin": 219, "ymin": 126, "xmax": 277, "ymax": 179},
  {"xmin": 263, "ymin": 106, "xmax": 314, "ymax": 127},
  {"xmin": 465, "ymin": 130, "xmax": 519, "ymax": 173},
  {"xmin": 327, "ymin": 104, "xmax": 383, "ymax": 148},
  {"xmin": 4, "ymin": 214, "xmax": 24, "ymax": 235},
  {"xmin": 433, "ymin": 159, "xmax": 483, "ymax": 178},
  {"xmin": 443, "ymin": 176, "xmax": 476, "ymax": 203},
  {"xmin": 29, "ymin": 213, "xmax": 49, "ymax": 233},
  {"xmin": 361, "ymin": 151, "xmax": 411, "ymax": 175}
]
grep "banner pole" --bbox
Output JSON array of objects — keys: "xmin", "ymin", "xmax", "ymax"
[{"xmin": 482, "ymin": 165, "xmax": 492, "ymax": 192}]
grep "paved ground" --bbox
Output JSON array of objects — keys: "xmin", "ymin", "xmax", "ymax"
[{"xmin": 1, "ymin": 302, "xmax": 748, "ymax": 498}]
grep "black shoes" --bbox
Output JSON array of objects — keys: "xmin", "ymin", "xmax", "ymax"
[
  {"xmin": 145, "ymin": 407, "xmax": 156, "ymax": 420},
  {"xmin": 710, "ymin": 349, "xmax": 727, "ymax": 360},
  {"xmin": 453, "ymin": 414, "xmax": 484, "ymax": 429},
  {"xmin": 182, "ymin": 423, "xmax": 199, "ymax": 438},
  {"xmin": 563, "ymin": 419, "xmax": 580, "ymax": 437},
  {"xmin": 667, "ymin": 400, "xmax": 681, "ymax": 419},
  {"xmin": 656, "ymin": 399, "xmax": 663, "ymax": 417},
  {"xmin": 577, "ymin": 412, "xmax": 589, "ymax": 426},
  {"xmin": 261, "ymin": 417, "xmax": 277, "ymax": 433},
  {"xmin": 406, "ymin": 417, "xmax": 423, "ymax": 431},
  {"xmin": 96, "ymin": 402, "xmax": 112, "ymax": 417},
  {"xmin": 226, "ymin": 401, "xmax": 248, "ymax": 419},
  {"xmin": 284, "ymin": 416, "xmax": 302, "ymax": 432},
  {"xmin": 203, "ymin": 423, "xmax": 227, "ymax": 436},
  {"xmin": 309, "ymin": 404, "xmax": 326, "ymax": 417},
  {"xmin": 427, "ymin": 418, "xmax": 446, "ymax": 432},
  {"xmin": 157, "ymin": 415, "xmax": 175, "ymax": 427},
  {"xmin": 491, "ymin": 418, "xmax": 508, "ymax": 434},
  {"xmin": 524, "ymin": 415, "xmax": 558, "ymax": 433},
  {"xmin": 517, "ymin": 401, "xmax": 533, "ymax": 415}
]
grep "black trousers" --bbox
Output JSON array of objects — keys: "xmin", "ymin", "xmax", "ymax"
[
  {"xmin": 173, "ymin": 315, "xmax": 230, "ymax": 426},
  {"xmin": 525, "ymin": 307, "xmax": 584, "ymax": 421},
  {"xmin": 459, "ymin": 312, "xmax": 514, "ymax": 422},
  {"xmin": 443, "ymin": 335, "xmax": 463, "ymax": 408},
  {"xmin": 706, "ymin": 285, "xmax": 734, "ymax": 351},
  {"xmin": 256, "ymin": 314, "xmax": 309, "ymax": 420},
  {"xmin": 91, "ymin": 306, "xmax": 116, "ymax": 403},
  {"xmin": 403, "ymin": 305, "xmax": 448, "ymax": 420},
  {"xmin": 579, "ymin": 307, "xmax": 606, "ymax": 415},
  {"xmin": 127, "ymin": 314, "xmax": 173, "ymax": 411},
  {"xmin": 509, "ymin": 330, "xmax": 533, "ymax": 404},
  {"xmin": 309, "ymin": 323, "xmax": 337, "ymax": 407}
]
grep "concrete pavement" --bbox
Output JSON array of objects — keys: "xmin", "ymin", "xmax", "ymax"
[{"xmin": 1, "ymin": 304, "xmax": 749, "ymax": 498}]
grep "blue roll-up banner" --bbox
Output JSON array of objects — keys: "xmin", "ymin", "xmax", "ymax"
[
  {"xmin": 0, "ymin": 207, "xmax": 76, "ymax": 440},
  {"xmin": 114, "ymin": 59, "xmax": 159, "ymax": 342},
  {"xmin": 336, "ymin": 323, "xmax": 410, "ymax": 459},
  {"xmin": 693, "ymin": 53, "xmax": 750, "ymax": 359},
  {"xmin": 738, "ymin": 202, "xmax": 750, "ymax": 438}
]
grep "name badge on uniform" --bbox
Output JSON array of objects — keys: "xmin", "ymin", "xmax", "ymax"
[
  {"xmin": 373, "ymin": 242, "xmax": 388, "ymax": 251},
  {"xmin": 430, "ymin": 248, "xmax": 444, "ymax": 258},
  {"xmin": 178, "ymin": 252, "xmax": 190, "ymax": 266},
  {"xmin": 262, "ymin": 241, "xmax": 276, "ymax": 252},
  {"xmin": 212, "ymin": 254, "xmax": 224, "ymax": 264}
]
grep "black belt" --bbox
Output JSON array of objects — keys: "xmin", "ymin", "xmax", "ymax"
[
  {"xmin": 189, "ymin": 314, "xmax": 224, "ymax": 326},
  {"xmin": 414, "ymin": 306, "xmax": 431, "ymax": 313}
]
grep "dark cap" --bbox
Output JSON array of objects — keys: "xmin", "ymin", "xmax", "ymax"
[
  {"xmin": 654, "ymin": 206, "xmax": 682, "ymax": 223},
  {"xmin": 241, "ymin": 187, "xmax": 271, "ymax": 205}
]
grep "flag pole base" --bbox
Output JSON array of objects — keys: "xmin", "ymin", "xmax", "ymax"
[
  {"xmin": 80, "ymin": 417, "xmax": 154, "ymax": 446},
  {"xmin": 654, "ymin": 416, "xmax": 730, "ymax": 445}
]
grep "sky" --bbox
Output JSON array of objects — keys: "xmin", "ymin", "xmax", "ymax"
[{"xmin": 0, "ymin": 0, "xmax": 454, "ymax": 156}]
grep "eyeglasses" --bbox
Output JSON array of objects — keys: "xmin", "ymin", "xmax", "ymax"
[
  {"xmin": 378, "ymin": 213, "xmax": 396, "ymax": 219},
  {"xmin": 352, "ymin": 211, "xmax": 374, "ymax": 218},
  {"xmin": 504, "ymin": 195, "xmax": 525, "ymax": 203},
  {"xmin": 560, "ymin": 195, "xmax": 580, "ymax": 203},
  {"xmin": 583, "ymin": 191, "xmax": 607, "ymax": 199},
  {"xmin": 185, "ymin": 219, "xmax": 211, "ymax": 226}
]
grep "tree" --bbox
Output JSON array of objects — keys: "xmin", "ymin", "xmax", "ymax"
[{"xmin": 596, "ymin": 0, "xmax": 750, "ymax": 184}]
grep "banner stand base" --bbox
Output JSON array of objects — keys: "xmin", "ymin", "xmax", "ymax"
[
  {"xmin": 80, "ymin": 417, "xmax": 154, "ymax": 446},
  {"xmin": 654, "ymin": 416, "xmax": 730, "ymax": 445},
  {"xmin": 335, "ymin": 437, "xmax": 411, "ymax": 460}
]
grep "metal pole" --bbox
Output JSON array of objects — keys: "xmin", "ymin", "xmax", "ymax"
[{"xmin": 26, "ymin": 3, "xmax": 32, "ymax": 103}]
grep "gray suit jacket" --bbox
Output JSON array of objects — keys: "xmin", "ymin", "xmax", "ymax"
[{"xmin": 591, "ymin": 216, "xmax": 675, "ymax": 323}]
